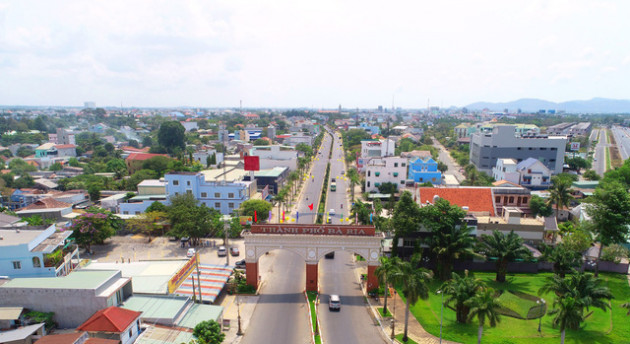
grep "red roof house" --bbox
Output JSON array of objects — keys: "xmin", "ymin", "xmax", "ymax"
[
  {"xmin": 417, "ymin": 187, "xmax": 495, "ymax": 216},
  {"xmin": 77, "ymin": 307, "xmax": 142, "ymax": 344}
]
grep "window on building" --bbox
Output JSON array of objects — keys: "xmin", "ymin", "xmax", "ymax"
[
  {"xmin": 495, "ymin": 196, "xmax": 501, "ymax": 203},
  {"xmin": 400, "ymin": 180, "xmax": 405, "ymax": 184},
  {"xmin": 187, "ymin": 181, "xmax": 191, "ymax": 186},
  {"xmin": 367, "ymin": 171, "xmax": 371, "ymax": 177},
  {"xmin": 229, "ymin": 202, "xmax": 234, "ymax": 209},
  {"xmin": 201, "ymin": 192, "xmax": 207, "ymax": 198},
  {"xmin": 551, "ymin": 147, "xmax": 557, "ymax": 150},
  {"xmin": 214, "ymin": 192, "xmax": 220, "ymax": 198},
  {"xmin": 135, "ymin": 211, "xmax": 140, "ymax": 215},
  {"xmin": 175, "ymin": 192, "xmax": 179, "ymax": 196},
  {"xmin": 402, "ymin": 163, "xmax": 406, "ymax": 167},
  {"xmin": 173, "ymin": 180, "xmax": 179, "ymax": 186},
  {"xmin": 12, "ymin": 261, "xmax": 21, "ymax": 269},
  {"xmin": 129, "ymin": 328, "xmax": 133, "ymax": 337},
  {"xmin": 509, "ymin": 197, "xmax": 514, "ymax": 203},
  {"xmin": 403, "ymin": 239, "xmax": 416, "ymax": 247},
  {"xmin": 123, "ymin": 211, "xmax": 129, "ymax": 215},
  {"xmin": 367, "ymin": 181, "xmax": 370, "ymax": 187},
  {"xmin": 228, "ymin": 193, "xmax": 235, "ymax": 198},
  {"xmin": 375, "ymin": 172, "xmax": 380, "ymax": 177},
  {"xmin": 394, "ymin": 163, "xmax": 398, "ymax": 167},
  {"xmin": 32, "ymin": 257, "xmax": 41, "ymax": 268},
  {"xmin": 215, "ymin": 202, "xmax": 221, "ymax": 208},
  {"xmin": 393, "ymin": 172, "xmax": 398, "ymax": 177}
]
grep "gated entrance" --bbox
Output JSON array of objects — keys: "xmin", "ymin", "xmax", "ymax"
[{"xmin": 244, "ymin": 224, "xmax": 382, "ymax": 291}]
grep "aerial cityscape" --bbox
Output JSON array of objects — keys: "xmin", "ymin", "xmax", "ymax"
[{"xmin": 1, "ymin": 1, "xmax": 630, "ymax": 344}]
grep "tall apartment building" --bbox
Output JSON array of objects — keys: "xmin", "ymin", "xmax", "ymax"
[{"xmin": 470, "ymin": 125, "xmax": 567, "ymax": 175}]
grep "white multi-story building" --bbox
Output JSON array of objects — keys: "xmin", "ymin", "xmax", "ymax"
[
  {"xmin": 165, "ymin": 172, "xmax": 255, "ymax": 215},
  {"xmin": 249, "ymin": 145, "xmax": 298, "ymax": 171},
  {"xmin": 492, "ymin": 158, "xmax": 519, "ymax": 185},
  {"xmin": 357, "ymin": 139, "xmax": 395, "ymax": 171},
  {"xmin": 364, "ymin": 157, "xmax": 408, "ymax": 193}
]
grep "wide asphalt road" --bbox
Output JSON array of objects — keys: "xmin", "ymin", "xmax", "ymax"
[
  {"xmin": 593, "ymin": 128, "xmax": 608, "ymax": 176},
  {"xmin": 241, "ymin": 131, "xmax": 333, "ymax": 344},
  {"xmin": 319, "ymin": 129, "xmax": 386, "ymax": 344}
]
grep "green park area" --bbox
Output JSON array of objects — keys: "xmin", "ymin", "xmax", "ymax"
[{"xmin": 404, "ymin": 272, "xmax": 630, "ymax": 344}]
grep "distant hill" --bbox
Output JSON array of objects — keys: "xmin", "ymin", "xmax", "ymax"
[{"xmin": 465, "ymin": 97, "xmax": 630, "ymax": 114}]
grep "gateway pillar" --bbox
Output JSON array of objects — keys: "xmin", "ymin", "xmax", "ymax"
[
  {"xmin": 367, "ymin": 264, "xmax": 379, "ymax": 291},
  {"xmin": 246, "ymin": 261, "xmax": 259, "ymax": 290},
  {"xmin": 306, "ymin": 262, "xmax": 318, "ymax": 291}
]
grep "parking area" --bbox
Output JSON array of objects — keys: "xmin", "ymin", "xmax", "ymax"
[{"xmin": 87, "ymin": 235, "xmax": 246, "ymax": 267}]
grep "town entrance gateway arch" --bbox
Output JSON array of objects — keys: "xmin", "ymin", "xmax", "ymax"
[{"xmin": 243, "ymin": 224, "xmax": 383, "ymax": 292}]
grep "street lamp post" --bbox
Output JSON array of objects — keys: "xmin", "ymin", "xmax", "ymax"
[
  {"xmin": 236, "ymin": 295, "xmax": 243, "ymax": 335},
  {"xmin": 437, "ymin": 290, "xmax": 444, "ymax": 344},
  {"xmin": 537, "ymin": 299, "xmax": 546, "ymax": 333},
  {"xmin": 224, "ymin": 220, "xmax": 230, "ymax": 266},
  {"xmin": 390, "ymin": 289, "xmax": 396, "ymax": 341}
]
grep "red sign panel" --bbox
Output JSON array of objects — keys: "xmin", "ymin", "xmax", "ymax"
[
  {"xmin": 244, "ymin": 156, "xmax": 260, "ymax": 171},
  {"xmin": 251, "ymin": 224, "xmax": 375, "ymax": 236}
]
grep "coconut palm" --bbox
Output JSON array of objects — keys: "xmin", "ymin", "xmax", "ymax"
[
  {"xmin": 374, "ymin": 256, "xmax": 401, "ymax": 316},
  {"xmin": 547, "ymin": 176, "xmax": 574, "ymax": 221},
  {"xmin": 465, "ymin": 288, "xmax": 501, "ymax": 344},
  {"xmin": 478, "ymin": 230, "xmax": 532, "ymax": 282},
  {"xmin": 273, "ymin": 190, "xmax": 286, "ymax": 220},
  {"xmin": 549, "ymin": 296, "xmax": 584, "ymax": 344},
  {"xmin": 441, "ymin": 271, "xmax": 485, "ymax": 323},
  {"xmin": 391, "ymin": 254, "xmax": 432, "ymax": 342},
  {"xmin": 346, "ymin": 167, "xmax": 360, "ymax": 202}
]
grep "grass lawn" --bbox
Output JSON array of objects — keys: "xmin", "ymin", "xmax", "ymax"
[
  {"xmin": 395, "ymin": 333, "xmax": 418, "ymax": 344},
  {"xmin": 402, "ymin": 272, "xmax": 630, "ymax": 344},
  {"xmin": 378, "ymin": 307, "xmax": 392, "ymax": 317},
  {"xmin": 306, "ymin": 291, "xmax": 322, "ymax": 344}
]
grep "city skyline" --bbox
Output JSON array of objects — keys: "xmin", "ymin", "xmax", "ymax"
[{"xmin": 1, "ymin": 0, "xmax": 629, "ymax": 108}]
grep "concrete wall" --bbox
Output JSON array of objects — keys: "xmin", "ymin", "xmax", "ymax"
[{"xmin": 476, "ymin": 223, "xmax": 544, "ymax": 242}]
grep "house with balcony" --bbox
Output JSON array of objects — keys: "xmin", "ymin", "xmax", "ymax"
[
  {"xmin": 2, "ymin": 189, "xmax": 43, "ymax": 210},
  {"xmin": 408, "ymin": 157, "xmax": 442, "ymax": 185},
  {"xmin": 356, "ymin": 139, "xmax": 395, "ymax": 171},
  {"xmin": 0, "ymin": 223, "xmax": 79, "ymax": 278},
  {"xmin": 515, "ymin": 158, "xmax": 552, "ymax": 189},
  {"xmin": 364, "ymin": 157, "xmax": 408, "ymax": 193}
]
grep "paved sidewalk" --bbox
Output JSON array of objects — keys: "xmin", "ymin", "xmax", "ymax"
[{"xmin": 221, "ymin": 294, "xmax": 260, "ymax": 344}]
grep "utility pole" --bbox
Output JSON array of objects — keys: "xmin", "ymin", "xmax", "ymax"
[
  {"xmin": 224, "ymin": 220, "xmax": 230, "ymax": 266},
  {"xmin": 196, "ymin": 253, "xmax": 203, "ymax": 303}
]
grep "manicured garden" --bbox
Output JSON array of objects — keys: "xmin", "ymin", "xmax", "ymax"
[{"xmin": 404, "ymin": 272, "xmax": 630, "ymax": 344}]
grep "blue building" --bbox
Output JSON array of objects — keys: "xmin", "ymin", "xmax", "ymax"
[
  {"xmin": 2, "ymin": 189, "xmax": 39, "ymax": 210},
  {"xmin": 0, "ymin": 223, "xmax": 79, "ymax": 278},
  {"xmin": 408, "ymin": 157, "xmax": 442, "ymax": 185},
  {"xmin": 165, "ymin": 172, "xmax": 255, "ymax": 215}
]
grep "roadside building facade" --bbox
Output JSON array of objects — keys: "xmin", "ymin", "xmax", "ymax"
[
  {"xmin": 470, "ymin": 125, "xmax": 567, "ymax": 175},
  {"xmin": 408, "ymin": 157, "xmax": 442, "ymax": 185},
  {"xmin": 364, "ymin": 157, "xmax": 408, "ymax": 193}
]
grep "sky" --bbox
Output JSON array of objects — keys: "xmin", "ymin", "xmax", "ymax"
[{"xmin": 0, "ymin": 0, "xmax": 629, "ymax": 109}]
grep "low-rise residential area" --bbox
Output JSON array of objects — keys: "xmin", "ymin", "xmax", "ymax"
[{"xmin": 0, "ymin": 104, "xmax": 629, "ymax": 344}]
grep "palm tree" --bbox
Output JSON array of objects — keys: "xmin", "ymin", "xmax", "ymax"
[
  {"xmin": 549, "ymin": 296, "xmax": 584, "ymax": 344},
  {"xmin": 541, "ymin": 243, "xmax": 582, "ymax": 278},
  {"xmin": 547, "ymin": 176, "xmax": 574, "ymax": 221},
  {"xmin": 441, "ymin": 271, "xmax": 484, "ymax": 323},
  {"xmin": 538, "ymin": 270, "xmax": 612, "ymax": 317},
  {"xmin": 273, "ymin": 190, "xmax": 286, "ymax": 221},
  {"xmin": 346, "ymin": 167, "xmax": 360, "ymax": 202},
  {"xmin": 478, "ymin": 230, "xmax": 532, "ymax": 282},
  {"xmin": 465, "ymin": 288, "xmax": 501, "ymax": 344},
  {"xmin": 374, "ymin": 256, "xmax": 401, "ymax": 316},
  {"xmin": 391, "ymin": 254, "xmax": 432, "ymax": 342}
]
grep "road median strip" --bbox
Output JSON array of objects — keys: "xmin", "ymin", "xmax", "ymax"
[{"xmin": 305, "ymin": 290, "xmax": 322, "ymax": 344}]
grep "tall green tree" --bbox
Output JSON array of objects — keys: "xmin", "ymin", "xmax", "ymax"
[
  {"xmin": 391, "ymin": 191, "xmax": 421, "ymax": 255},
  {"xmin": 158, "ymin": 121, "xmax": 186, "ymax": 153},
  {"xmin": 441, "ymin": 271, "xmax": 485, "ymax": 323},
  {"xmin": 541, "ymin": 243, "xmax": 583, "ymax": 278},
  {"xmin": 420, "ymin": 198, "xmax": 477, "ymax": 280},
  {"xmin": 465, "ymin": 288, "xmax": 501, "ymax": 344},
  {"xmin": 550, "ymin": 296, "xmax": 584, "ymax": 344},
  {"xmin": 346, "ymin": 167, "xmax": 360, "ymax": 202},
  {"xmin": 106, "ymin": 158, "xmax": 127, "ymax": 179},
  {"xmin": 529, "ymin": 195, "xmax": 553, "ymax": 218},
  {"xmin": 391, "ymin": 254, "xmax": 432, "ymax": 342},
  {"xmin": 477, "ymin": 230, "xmax": 531, "ymax": 282},
  {"xmin": 586, "ymin": 181, "xmax": 630, "ymax": 276},
  {"xmin": 238, "ymin": 200, "xmax": 272, "ymax": 223},
  {"xmin": 374, "ymin": 256, "xmax": 401, "ymax": 316},
  {"xmin": 167, "ymin": 194, "xmax": 221, "ymax": 245},
  {"xmin": 193, "ymin": 320, "xmax": 225, "ymax": 344},
  {"xmin": 547, "ymin": 176, "xmax": 574, "ymax": 221}
]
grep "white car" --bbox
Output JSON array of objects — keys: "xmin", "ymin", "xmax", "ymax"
[
  {"xmin": 186, "ymin": 248, "xmax": 196, "ymax": 257},
  {"xmin": 329, "ymin": 209, "xmax": 335, "ymax": 215}
]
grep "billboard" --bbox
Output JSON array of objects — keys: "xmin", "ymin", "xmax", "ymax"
[
  {"xmin": 570, "ymin": 142, "xmax": 580, "ymax": 151},
  {"xmin": 168, "ymin": 253, "xmax": 198, "ymax": 293},
  {"xmin": 244, "ymin": 156, "xmax": 260, "ymax": 171},
  {"xmin": 251, "ymin": 224, "xmax": 376, "ymax": 236}
]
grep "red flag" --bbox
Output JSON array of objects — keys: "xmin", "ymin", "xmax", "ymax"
[
  {"xmin": 254, "ymin": 210, "xmax": 257, "ymax": 223},
  {"xmin": 308, "ymin": 203, "xmax": 314, "ymax": 211}
]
